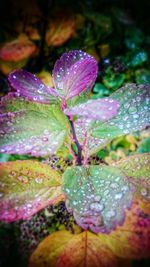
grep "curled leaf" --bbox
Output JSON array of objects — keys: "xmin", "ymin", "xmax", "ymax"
[
  {"xmin": 53, "ymin": 50, "xmax": 98, "ymax": 99},
  {"xmin": 0, "ymin": 95, "xmax": 70, "ymax": 156},
  {"xmin": 0, "ymin": 160, "xmax": 63, "ymax": 222},
  {"xmin": 29, "ymin": 230, "xmax": 119, "ymax": 267},
  {"xmin": 8, "ymin": 69, "xmax": 57, "ymax": 104},
  {"xmin": 63, "ymin": 165, "xmax": 133, "ymax": 233},
  {"xmin": 65, "ymin": 98, "xmax": 120, "ymax": 120}
]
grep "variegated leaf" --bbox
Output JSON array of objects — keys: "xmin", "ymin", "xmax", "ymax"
[
  {"xmin": 92, "ymin": 84, "xmax": 150, "ymax": 141},
  {"xmin": 0, "ymin": 160, "xmax": 63, "ymax": 222},
  {"xmin": 0, "ymin": 94, "xmax": 70, "ymax": 156},
  {"xmin": 113, "ymin": 153, "xmax": 150, "ymax": 201},
  {"xmin": 63, "ymin": 165, "xmax": 133, "ymax": 233},
  {"xmin": 75, "ymin": 84, "xmax": 150, "ymax": 156},
  {"xmin": 29, "ymin": 230, "xmax": 119, "ymax": 267}
]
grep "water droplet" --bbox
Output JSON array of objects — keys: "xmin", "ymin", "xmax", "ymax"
[
  {"xmin": 90, "ymin": 202, "xmax": 104, "ymax": 212},
  {"xmin": 94, "ymin": 196, "xmax": 101, "ymax": 202},
  {"xmin": 35, "ymin": 177, "xmax": 43, "ymax": 184},
  {"xmin": 114, "ymin": 192, "xmax": 123, "ymax": 200},
  {"xmin": 42, "ymin": 136, "xmax": 49, "ymax": 142},
  {"xmin": 106, "ymin": 210, "xmax": 116, "ymax": 218},
  {"xmin": 18, "ymin": 175, "xmax": 28, "ymax": 183},
  {"xmin": 141, "ymin": 188, "xmax": 147, "ymax": 196}
]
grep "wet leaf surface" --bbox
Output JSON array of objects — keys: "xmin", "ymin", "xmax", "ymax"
[
  {"xmin": 63, "ymin": 165, "xmax": 133, "ymax": 233},
  {"xmin": 113, "ymin": 153, "xmax": 150, "ymax": 201},
  {"xmin": 0, "ymin": 94, "xmax": 70, "ymax": 156},
  {"xmin": 65, "ymin": 98, "xmax": 120, "ymax": 121},
  {"xmin": 0, "ymin": 160, "xmax": 63, "ymax": 222},
  {"xmin": 53, "ymin": 50, "xmax": 98, "ymax": 99},
  {"xmin": 8, "ymin": 69, "xmax": 58, "ymax": 104}
]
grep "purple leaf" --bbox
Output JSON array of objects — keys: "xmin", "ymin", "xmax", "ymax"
[
  {"xmin": 8, "ymin": 69, "xmax": 57, "ymax": 104},
  {"xmin": 65, "ymin": 98, "xmax": 120, "ymax": 120},
  {"xmin": 52, "ymin": 50, "xmax": 98, "ymax": 99}
]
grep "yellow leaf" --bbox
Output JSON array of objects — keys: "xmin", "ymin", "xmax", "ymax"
[{"xmin": 29, "ymin": 230, "xmax": 119, "ymax": 267}]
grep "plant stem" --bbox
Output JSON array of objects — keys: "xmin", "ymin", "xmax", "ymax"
[{"xmin": 67, "ymin": 116, "xmax": 82, "ymax": 166}]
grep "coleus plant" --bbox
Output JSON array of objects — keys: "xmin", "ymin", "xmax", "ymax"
[{"xmin": 0, "ymin": 50, "xmax": 150, "ymax": 266}]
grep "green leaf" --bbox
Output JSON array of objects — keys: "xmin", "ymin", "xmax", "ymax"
[
  {"xmin": 0, "ymin": 160, "xmax": 63, "ymax": 222},
  {"xmin": 92, "ymin": 84, "xmax": 150, "ymax": 146},
  {"xmin": 63, "ymin": 165, "xmax": 133, "ymax": 233},
  {"xmin": 0, "ymin": 94, "xmax": 70, "ymax": 156},
  {"xmin": 137, "ymin": 137, "xmax": 150, "ymax": 153},
  {"xmin": 113, "ymin": 153, "xmax": 150, "ymax": 201}
]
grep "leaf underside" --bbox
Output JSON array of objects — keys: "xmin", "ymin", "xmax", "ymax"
[{"xmin": 0, "ymin": 160, "xmax": 63, "ymax": 222}]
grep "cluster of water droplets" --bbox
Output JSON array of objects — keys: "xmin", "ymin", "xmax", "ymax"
[
  {"xmin": 115, "ymin": 154, "xmax": 150, "ymax": 201},
  {"xmin": 53, "ymin": 50, "xmax": 97, "ymax": 96},
  {"xmin": 0, "ymin": 161, "xmax": 62, "ymax": 222},
  {"xmin": 9, "ymin": 70, "xmax": 53, "ymax": 103},
  {"xmin": 104, "ymin": 84, "xmax": 150, "ymax": 136},
  {"xmin": 0, "ymin": 97, "xmax": 66, "ymax": 156},
  {"xmin": 63, "ymin": 165, "xmax": 133, "ymax": 233},
  {"xmin": 65, "ymin": 98, "xmax": 119, "ymax": 120}
]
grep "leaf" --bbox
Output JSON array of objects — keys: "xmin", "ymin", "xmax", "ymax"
[
  {"xmin": 0, "ymin": 94, "xmax": 70, "ymax": 156},
  {"xmin": 29, "ymin": 230, "xmax": 119, "ymax": 267},
  {"xmin": 0, "ymin": 160, "xmax": 63, "ymax": 222},
  {"xmin": 92, "ymin": 84, "xmax": 150, "ymax": 146},
  {"xmin": 0, "ymin": 35, "xmax": 37, "ymax": 62},
  {"xmin": 8, "ymin": 69, "xmax": 58, "ymax": 104},
  {"xmin": 100, "ymin": 199, "xmax": 150, "ymax": 259},
  {"xmin": 52, "ymin": 50, "xmax": 98, "ymax": 99},
  {"xmin": 112, "ymin": 153, "xmax": 150, "ymax": 201},
  {"xmin": 65, "ymin": 98, "xmax": 120, "ymax": 120},
  {"xmin": 46, "ymin": 9, "xmax": 75, "ymax": 47},
  {"xmin": 63, "ymin": 165, "xmax": 133, "ymax": 233}
]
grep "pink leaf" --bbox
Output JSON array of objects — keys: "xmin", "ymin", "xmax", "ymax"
[
  {"xmin": 8, "ymin": 69, "xmax": 57, "ymax": 104},
  {"xmin": 52, "ymin": 50, "xmax": 98, "ymax": 99},
  {"xmin": 65, "ymin": 98, "xmax": 120, "ymax": 120}
]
